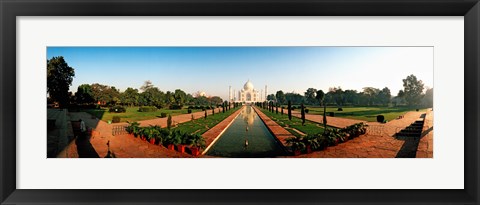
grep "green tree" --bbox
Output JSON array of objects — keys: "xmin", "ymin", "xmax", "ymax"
[
  {"xmin": 167, "ymin": 115, "xmax": 172, "ymax": 129},
  {"xmin": 315, "ymin": 90, "xmax": 327, "ymax": 133},
  {"xmin": 173, "ymin": 89, "xmax": 187, "ymax": 107},
  {"xmin": 209, "ymin": 96, "xmax": 223, "ymax": 105},
  {"xmin": 424, "ymin": 88, "xmax": 433, "ymax": 107},
  {"xmin": 121, "ymin": 87, "xmax": 139, "ymax": 106},
  {"xmin": 75, "ymin": 84, "xmax": 94, "ymax": 105},
  {"xmin": 362, "ymin": 87, "xmax": 380, "ymax": 106},
  {"xmin": 140, "ymin": 87, "xmax": 165, "ymax": 108},
  {"xmin": 47, "ymin": 56, "xmax": 75, "ymax": 108},
  {"xmin": 402, "ymin": 74, "xmax": 425, "ymax": 106},
  {"xmin": 304, "ymin": 88, "xmax": 317, "ymax": 105},
  {"xmin": 315, "ymin": 90, "xmax": 325, "ymax": 106},
  {"xmin": 378, "ymin": 87, "xmax": 392, "ymax": 106},
  {"xmin": 275, "ymin": 90, "xmax": 286, "ymax": 105},
  {"xmin": 140, "ymin": 80, "xmax": 154, "ymax": 91},
  {"xmin": 300, "ymin": 103, "xmax": 305, "ymax": 125},
  {"xmin": 287, "ymin": 100, "xmax": 292, "ymax": 120},
  {"xmin": 267, "ymin": 94, "xmax": 276, "ymax": 102}
]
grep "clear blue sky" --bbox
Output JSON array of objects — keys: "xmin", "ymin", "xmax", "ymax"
[{"xmin": 47, "ymin": 47, "xmax": 433, "ymax": 101}]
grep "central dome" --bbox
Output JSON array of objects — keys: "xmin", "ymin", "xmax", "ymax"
[{"xmin": 244, "ymin": 80, "xmax": 254, "ymax": 90}]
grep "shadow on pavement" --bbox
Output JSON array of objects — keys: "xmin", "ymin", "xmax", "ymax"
[{"xmin": 75, "ymin": 135, "xmax": 100, "ymax": 158}]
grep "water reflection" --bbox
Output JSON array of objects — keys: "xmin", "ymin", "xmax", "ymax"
[
  {"xmin": 242, "ymin": 105, "xmax": 255, "ymax": 126},
  {"xmin": 206, "ymin": 105, "xmax": 287, "ymax": 157}
]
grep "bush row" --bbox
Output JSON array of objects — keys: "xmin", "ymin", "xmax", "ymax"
[
  {"xmin": 138, "ymin": 106, "xmax": 157, "ymax": 112},
  {"xmin": 125, "ymin": 122, "xmax": 206, "ymax": 156},
  {"xmin": 109, "ymin": 105, "xmax": 126, "ymax": 113},
  {"xmin": 286, "ymin": 122, "xmax": 368, "ymax": 155}
]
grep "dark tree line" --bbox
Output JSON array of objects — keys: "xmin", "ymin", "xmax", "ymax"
[{"xmin": 266, "ymin": 74, "xmax": 431, "ymax": 107}]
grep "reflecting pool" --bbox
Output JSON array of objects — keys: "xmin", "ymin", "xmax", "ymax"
[{"xmin": 206, "ymin": 106, "xmax": 287, "ymax": 157}]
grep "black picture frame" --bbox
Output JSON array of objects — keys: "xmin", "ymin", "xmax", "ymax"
[{"xmin": 1, "ymin": 0, "xmax": 479, "ymax": 204}]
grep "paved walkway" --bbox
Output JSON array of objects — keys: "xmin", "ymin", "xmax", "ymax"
[
  {"xmin": 416, "ymin": 109, "xmax": 434, "ymax": 158},
  {"xmin": 57, "ymin": 107, "xmax": 233, "ymax": 158},
  {"xmin": 54, "ymin": 106, "xmax": 433, "ymax": 158},
  {"xmin": 136, "ymin": 107, "xmax": 225, "ymax": 127},
  {"xmin": 289, "ymin": 109, "xmax": 366, "ymax": 128},
  {"xmin": 290, "ymin": 110, "xmax": 433, "ymax": 158}
]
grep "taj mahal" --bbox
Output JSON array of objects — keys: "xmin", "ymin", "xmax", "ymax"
[{"xmin": 229, "ymin": 80, "xmax": 267, "ymax": 104}]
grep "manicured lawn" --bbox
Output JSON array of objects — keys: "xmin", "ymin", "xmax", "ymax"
[
  {"xmin": 258, "ymin": 107, "xmax": 327, "ymax": 137},
  {"xmin": 174, "ymin": 106, "xmax": 242, "ymax": 135},
  {"xmin": 304, "ymin": 106, "xmax": 428, "ymax": 122},
  {"xmin": 82, "ymin": 106, "xmax": 203, "ymax": 123}
]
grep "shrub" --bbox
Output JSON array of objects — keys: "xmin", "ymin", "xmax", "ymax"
[
  {"xmin": 138, "ymin": 106, "xmax": 157, "ymax": 112},
  {"xmin": 126, "ymin": 122, "xmax": 140, "ymax": 136},
  {"xmin": 341, "ymin": 122, "xmax": 368, "ymax": 138},
  {"xmin": 109, "ymin": 105, "xmax": 126, "ymax": 113},
  {"xmin": 329, "ymin": 112, "xmax": 335, "ymax": 117},
  {"xmin": 376, "ymin": 115, "xmax": 385, "ymax": 123},
  {"xmin": 160, "ymin": 113, "xmax": 167, "ymax": 118},
  {"xmin": 167, "ymin": 115, "xmax": 172, "ymax": 129},
  {"xmin": 305, "ymin": 108, "xmax": 309, "ymax": 114},
  {"xmin": 169, "ymin": 104, "xmax": 183, "ymax": 110},
  {"xmin": 337, "ymin": 108, "xmax": 343, "ymax": 111},
  {"xmin": 112, "ymin": 116, "xmax": 121, "ymax": 123},
  {"xmin": 187, "ymin": 109, "xmax": 192, "ymax": 114}
]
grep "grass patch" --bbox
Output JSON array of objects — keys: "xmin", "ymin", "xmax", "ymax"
[
  {"xmin": 258, "ymin": 107, "xmax": 327, "ymax": 137},
  {"xmin": 305, "ymin": 106, "xmax": 428, "ymax": 122},
  {"xmin": 173, "ymin": 106, "xmax": 242, "ymax": 135},
  {"xmin": 82, "ymin": 106, "xmax": 203, "ymax": 123}
]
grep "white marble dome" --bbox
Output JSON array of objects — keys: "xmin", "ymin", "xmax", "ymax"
[{"xmin": 243, "ymin": 80, "xmax": 254, "ymax": 91}]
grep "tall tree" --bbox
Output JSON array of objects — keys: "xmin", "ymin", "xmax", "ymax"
[
  {"xmin": 362, "ymin": 87, "xmax": 380, "ymax": 106},
  {"xmin": 304, "ymin": 88, "xmax": 317, "ymax": 105},
  {"xmin": 300, "ymin": 103, "xmax": 305, "ymax": 126},
  {"xmin": 424, "ymin": 88, "xmax": 433, "ymax": 107},
  {"xmin": 121, "ymin": 87, "xmax": 139, "ymax": 106},
  {"xmin": 275, "ymin": 90, "xmax": 286, "ymax": 105},
  {"xmin": 315, "ymin": 90, "xmax": 325, "ymax": 106},
  {"xmin": 140, "ymin": 80, "xmax": 154, "ymax": 92},
  {"xmin": 378, "ymin": 87, "xmax": 392, "ymax": 106},
  {"xmin": 287, "ymin": 100, "xmax": 292, "ymax": 120},
  {"xmin": 267, "ymin": 94, "xmax": 276, "ymax": 102},
  {"xmin": 47, "ymin": 56, "xmax": 75, "ymax": 108},
  {"xmin": 173, "ymin": 89, "xmax": 187, "ymax": 107},
  {"xmin": 75, "ymin": 84, "xmax": 94, "ymax": 105},
  {"xmin": 402, "ymin": 74, "xmax": 425, "ymax": 106}
]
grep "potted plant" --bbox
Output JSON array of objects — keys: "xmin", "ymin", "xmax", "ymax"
[
  {"xmin": 126, "ymin": 122, "xmax": 140, "ymax": 137},
  {"xmin": 323, "ymin": 128, "xmax": 341, "ymax": 146},
  {"xmin": 303, "ymin": 134, "xmax": 319, "ymax": 153},
  {"xmin": 286, "ymin": 135, "xmax": 306, "ymax": 156},
  {"xmin": 146, "ymin": 126, "xmax": 162, "ymax": 145},
  {"xmin": 176, "ymin": 132, "xmax": 190, "ymax": 153},
  {"xmin": 189, "ymin": 134, "xmax": 206, "ymax": 156}
]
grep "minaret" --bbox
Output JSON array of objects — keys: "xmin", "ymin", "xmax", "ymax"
[
  {"xmin": 229, "ymin": 86, "xmax": 232, "ymax": 102},
  {"xmin": 265, "ymin": 85, "xmax": 267, "ymax": 101},
  {"xmin": 260, "ymin": 89, "xmax": 263, "ymax": 102}
]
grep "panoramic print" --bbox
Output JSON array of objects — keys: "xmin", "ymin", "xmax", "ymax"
[{"xmin": 47, "ymin": 47, "xmax": 433, "ymax": 158}]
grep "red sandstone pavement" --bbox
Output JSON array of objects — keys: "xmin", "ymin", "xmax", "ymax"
[
  {"xmin": 57, "ymin": 106, "xmax": 433, "ymax": 158},
  {"xmin": 57, "ymin": 107, "xmax": 231, "ymax": 158},
  {"xmin": 201, "ymin": 106, "xmax": 245, "ymax": 154},
  {"xmin": 252, "ymin": 106, "xmax": 295, "ymax": 149},
  {"xmin": 291, "ymin": 110, "xmax": 433, "ymax": 158},
  {"xmin": 416, "ymin": 109, "xmax": 434, "ymax": 158}
]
